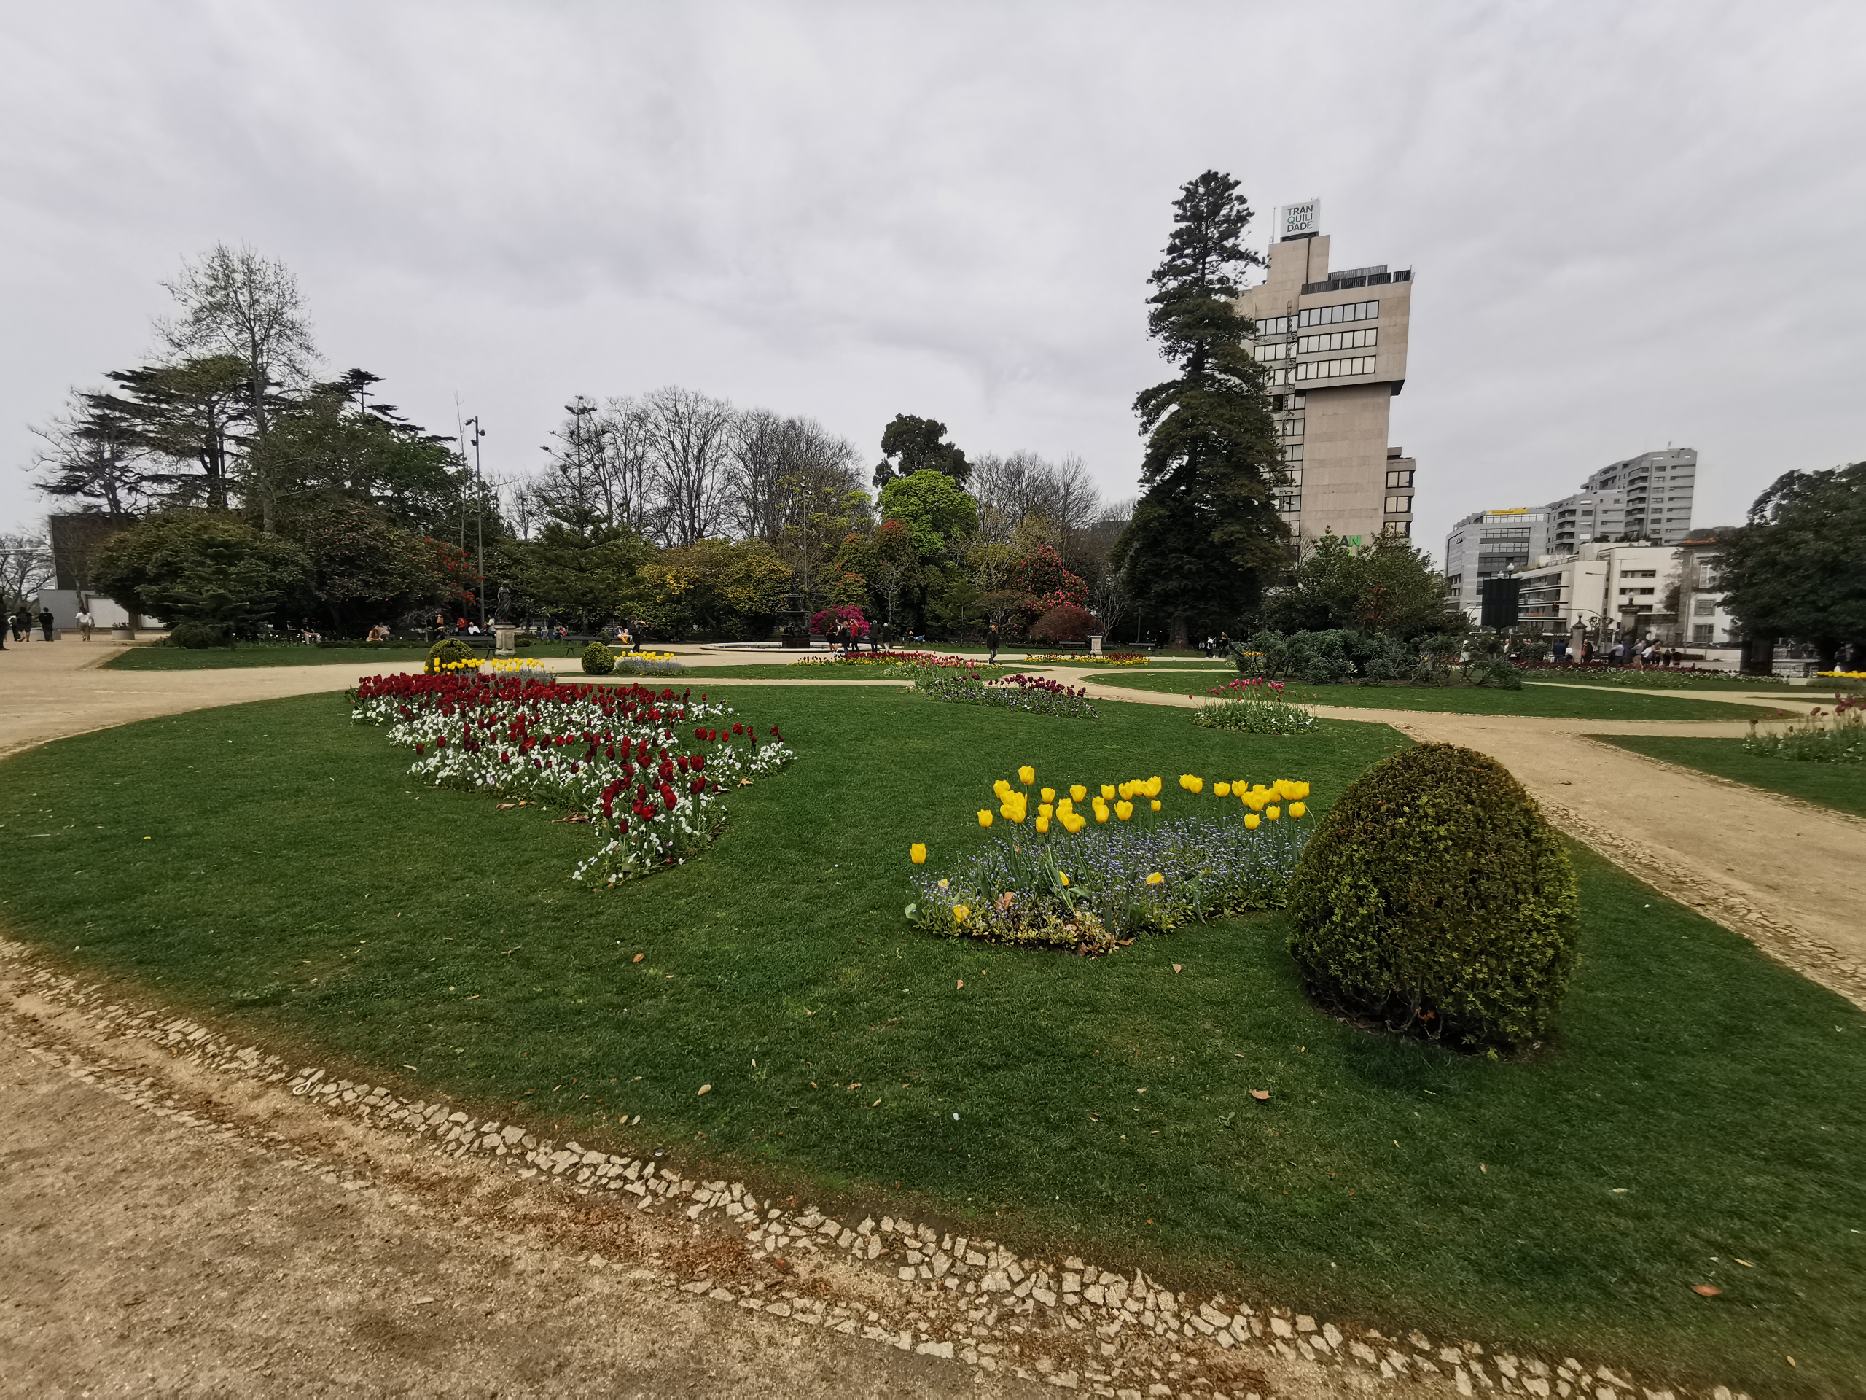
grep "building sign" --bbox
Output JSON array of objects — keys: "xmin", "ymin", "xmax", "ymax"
[
  {"xmin": 1488, "ymin": 507, "xmax": 1529, "ymax": 516},
  {"xmin": 1277, "ymin": 199, "xmax": 1320, "ymax": 239}
]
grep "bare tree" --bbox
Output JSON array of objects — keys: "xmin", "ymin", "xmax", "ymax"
[
  {"xmin": 0, "ymin": 528, "xmax": 55, "ymax": 614},
  {"xmin": 726, "ymin": 407, "xmax": 789, "ymax": 541},
  {"xmin": 158, "ymin": 244, "xmax": 317, "ymax": 530},
  {"xmin": 971, "ymin": 450, "xmax": 1103, "ymax": 553},
  {"xmin": 639, "ymin": 386, "xmax": 735, "ymax": 547}
]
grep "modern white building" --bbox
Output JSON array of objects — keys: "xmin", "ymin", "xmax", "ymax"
[
  {"xmin": 1545, "ymin": 448, "xmax": 1697, "ymax": 552},
  {"xmin": 1514, "ymin": 542, "xmax": 1678, "ymax": 642},
  {"xmin": 1443, "ymin": 507, "xmax": 1551, "ymax": 621}
]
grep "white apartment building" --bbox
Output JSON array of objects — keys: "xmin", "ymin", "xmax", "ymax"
[
  {"xmin": 1514, "ymin": 542, "xmax": 1681, "ymax": 642},
  {"xmin": 1546, "ymin": 448, "xmax": 1697, "ymax": 551}
]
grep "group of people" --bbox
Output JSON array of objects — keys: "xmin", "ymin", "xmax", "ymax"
[
  {"xmin": 832, "ymin": 618, "xmax": 879, "ymax": 654},
  {"xmin": 1, "ymin": 605, "xmax": 71, "ymax": 649},
  {"xmin": 1200, "ymin": 632, "xmax": 1233, "ymax": 659}
]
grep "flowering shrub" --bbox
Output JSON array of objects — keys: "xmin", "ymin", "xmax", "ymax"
[
  {"xmin": 426, "ymin": 638, "xmax": 477, "ymax": 673},
  {"xmin": 1194, "ymin": 695, "xmax": 1319, "ymax": 735},
  {"xmin": 915, "ymin": 669, "xmax": 1098, "ymax": 719},
  {"xmin": 907, "ymin": 767, "xmax": 1313, "ymax": 952},
  {"xmin": 810, "ymin": 604, "xmax": 868, "ymax": 639},
  {"xmin": 1023, "ymin": 652, "xmax": 1148, "ymax": 667},
  {"xmin": 350, "ymin": 672, "xmax": 793, "ymax": 886},
  {"xmin": 610, "ymin": 650, "xmax": 683, "ymax": 677},
  {"xmin": 1744, "ymin": 698, "xmax": 1866, "ymax": 764}
]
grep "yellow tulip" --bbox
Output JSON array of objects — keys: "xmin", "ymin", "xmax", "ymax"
[
  {"xmin": 953, "ymin": 904, "xmax": 971, "ymax": 923},
  {"xmin": 1147, "ymin": 776, "xmax": 1162, "ymax": 797},
  {"xmin": 1092, "ymin": 801, "xmax": 1110, "ymax": 824},
  {"xmin": 1058, "ymin": 872, "xmax": 1070, "ymax": 887},
  {"xmin": 977, "ymin": 809, "xmax": 994, "ymax": 828},
  {"xmin": 1035, "ymin": 816, "xmax": 1051, "ymax": 834},
  {"xmin": 1244, "ymin": 813, "xmax": 1260, "ymax": 830},
  {"xmin": 1214, "ymin": 782, "xmax": 1231, "ymax": 798},
  {"xmin": 1069, "ymin": 784, "xmax": 1087, "ymax": 802},
  {"xmin": 1186, "ymin": 776, "xmax": 1204, "ymax": 794},
  {"xmin": 1018, "ymin": 765, "xmax": 1036, "ymax": 786},
  {"xmin": 1145, "ymin": 871, "xmax": 1164, "ymax": 886},
  {"xmin": 1115, "ymin": 800, "xmax": 1134, "ymax": 822},
  {"xmin": 910, "ymin": 843, "xmax": 927, "ymax": 865},
  {"xmin": 1289, "ymin": 801, "xmax": 1307, "ymax": 818},
  {"xmin": 1064, "ymin": 814, "xmax": 1086, "ymax": 834},
  {"xmin": 1038, "ymin": 802, "xmax": 1054, "ymax": 819},
  {"xmin": 1266, "ymin": 805, "xmax": 1281, "ymax": 821},
  {"xmin": 1150, "ymin": 799, "xmax": 1162, "ymax": 812},
  {"xmin": 1100, "ymin": 783, "xmax": 1116, "ymax": 801},
  {"xmin": 1040, "ymin": 786, "xmax": 1056, "ymax": 803},
  {"xmin": 1294, "ymin": 781, "xmax": 1311, "ymax": 799}
]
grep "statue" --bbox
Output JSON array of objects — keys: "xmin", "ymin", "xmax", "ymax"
[{"xmin": 495, "ymin": 583, "xmax": 512, "ymax": 625}]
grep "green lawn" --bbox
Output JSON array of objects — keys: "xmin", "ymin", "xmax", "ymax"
[
  {"xmin": 105, "ymin": 643, "xmax": 449, "ymax": 671},
  {"xmin": 1097, "ymin": 671, "xmax": 1786, "ymax": 720},
  {"xmin": 1520, "ymin": 670, "xmax": 1808, "ymax": 694},
  {"xmin": 0, "ymin": 687, "xmax": 1860, "ymax": 1395},
  {"xmin": 1592, "ymin": 734, "xmax": 1866, "ymax": 818}
]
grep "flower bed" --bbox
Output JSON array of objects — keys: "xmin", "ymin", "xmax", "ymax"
[
  {"xmin": 1023, "ymin": 652, "xmax": 1148, "ymax": 667},
  {"xmin": 351, "ymin": 672, "xmax": 793, "ymax": 886},
  {"xmin": 1744, "ymin": 697, "xmax": 1866, "ymax": 764},
  {"xmin": 914, "ymin": 669, "xmax": 1098, "ymax": 719},
  {"xmin": 1194, "ymin": 695, "xmax": 1318, "ymax": 735},
  {"xmin": 907, "ymin": 767, "xmax": 1312, "ymax": 952},
  {"xmin": 794, "ymin": 649, "xmax": 985, "ymax": 675}
]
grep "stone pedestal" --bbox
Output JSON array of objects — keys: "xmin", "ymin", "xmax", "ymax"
[
  {"xmin": 494, "ymin": 623, "xmax": 516, "ymax": 658},
  {"xmin": 1088, "ymin": 633, "xmax": 1104, "ymax": 655}
]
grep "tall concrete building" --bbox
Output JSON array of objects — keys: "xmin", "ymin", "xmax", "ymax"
[
  {"xmin": 1235, "ymin": 200, "xmax": 1415, "ymax": 546},
  {"xmin": 1545, "ymin": 448, "xmax": 1697, "ymax": 552}
]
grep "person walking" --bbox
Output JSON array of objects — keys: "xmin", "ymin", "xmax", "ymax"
[
  {"xmin": 76, "ymin": 607, "xmax": 94, "ymax": 641},
  {"xmin": 9, "ymin": 608, "xmax": 24, "ymax": 643},
  {"xmin": 38, "ymin": 606, "xmax": 55, "ymax": 641},
  {"xmin": 986, "ymin": 622, "xmax": 1000, "ymax": 664}
]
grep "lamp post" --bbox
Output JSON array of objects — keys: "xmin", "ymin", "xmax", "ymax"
[{"xmin": 464, "ymin": 415, "xmax": 487, "ymax": 632}]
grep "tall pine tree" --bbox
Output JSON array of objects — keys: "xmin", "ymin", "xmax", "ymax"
[{"xmin": 1115, "ymin": 171, "xmax": 1286, "ymax": 644}]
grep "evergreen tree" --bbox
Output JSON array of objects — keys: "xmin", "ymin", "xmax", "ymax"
[
  {"xmin": 872, "ymin": 414, "xmax": 970, "ymax": 490},
  {"xmin": 1719, "ymin": 462, "xmax": 1866, "ymax": 671},
  {"xmin": 1114, "ymin": 171, "xmax": 1286, "ymax": 644}
]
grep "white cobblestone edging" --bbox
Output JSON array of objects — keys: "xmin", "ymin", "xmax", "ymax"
[{"xmin": 3, "ymin": 944, "xmax": 1750, "ymax": 1400}]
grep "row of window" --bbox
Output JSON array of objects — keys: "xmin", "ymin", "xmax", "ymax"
[
  {"xmin": 1619, "ymin": 569, "xmax": 1657, "ymax": 578},
  {"xmin": 1255, "ymin": 300, "xmax": 1380, "ymax": 334},
  {"xmin": 1269, "ymin": 356, "xmax": 1377, "ymax": 384},
  {"xmin": 1386, "ymin": 468, "xmax": 1413, "ymax": 489},
  {"xmin": 1383, "ymin": 496, "xmax": 1412, "ymax": 516},
  {"xmin": 1383, "ymin": 519, "xmax": 1412, "ymax": 538},
  {"xmin": 1299, "ymin": 328, "xmax": 1377, "ymax": 354}
]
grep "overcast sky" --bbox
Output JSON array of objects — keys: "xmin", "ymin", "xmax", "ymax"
[{"xmin": 4, "ymin": 0, "xmax": 1863, "ymax": 559}]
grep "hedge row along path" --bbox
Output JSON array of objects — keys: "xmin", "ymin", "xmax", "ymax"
[{"xmin": 0, "ymin": 637, "xmax": 1855, "ymax": 1398}]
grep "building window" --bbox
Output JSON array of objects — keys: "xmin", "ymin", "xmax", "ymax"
[
  {"xmin": 1385, "ymin": 468, "xmax": 1413, "ymax": 489},
  {"xmin": 1276, "ymin": 494, "xmax": 1301, "ymax": 514},
  {"xmin": 1692, "ymin": 596, "xmax": 1716, "ymax": 616},
  {"xmin": 1296, "ymin": 299, "xmax": 1378, "ymax": 328},
  {"xmin": 1293, "ymin": 355, "xmax": 1376, "ymax": 381},
  {"xmin": 1282, "ymin": 443, "xmax": 1303, "ymax": 463},
  {"xmin": 1297, "ymin": 328, "xmax": 1378, "ymax": 354},
  {"xmin": 1381, "ymin": 519, "xmax": 1412, "ymax": 538},
  {"xmin": 1278, "ymin": 416, "xmax": 1304, "ymax": 438},
  {"xmin": 1383, "ymin": 495, "xmax": 1412, "ymax": 515}
]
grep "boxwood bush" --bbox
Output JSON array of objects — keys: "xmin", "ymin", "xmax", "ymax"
[
  {"xmin": 580, "ymin": 641, "xmax": 616, "ymax": 675},
  {"xmin": 1287, "ymin": 743, "xmax": 1578, "ymax": 1050},
  {"xmin": 424, "ymin": 638, "xmax": 477, "ymax": 673}
]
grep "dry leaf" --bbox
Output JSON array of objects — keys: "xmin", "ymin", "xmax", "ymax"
[
  {"xmin": 871, "ymin": 1097, "xmax": 881, "ymax": 1107},
  {"xmin": 631, "ymin": 952, "xmax": 644, "ymax": 964},
  {"xmin": 696, "ymin": 1083, "xmax": 712, "ymax": 1096},
  {"xmin": 1249, "ymin": 1089, "xmax": 1271, "ymax": 1102},
  {"xmin": 1690, "ymin": 1283, "xmax": 1722, "ymax": 1297},
  {"xmin": 1172, "ymin": 963, "xmax": 1183, "ymax": 974},
  {"xmin": 956, "ymin": 978, "xmax": 964, "ymax": 989},
  {"xmin": 496, "ymin": 802, "xmax": 517, "ymax": 810},
  {"xmin": 1735, "ymin": 1258, "xmax": 1754, "ymax": 1268},
  {"xmin": 1479, "ymin": 1163, "xmax": 1488, "ymax": 1174}
]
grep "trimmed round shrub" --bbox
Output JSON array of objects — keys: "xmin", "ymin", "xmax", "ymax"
[
  {"xmin": 425, "ymin": 638, "xmax": 476, "ymax": 673},
  {"xmin": 166, "ymin": 620, "xmax": 233, "ymax": 649},
  {"xmin": 1029, "ymin": 602, "xmax": 1097, "ymax": 645},
  {"xmin": 580, "ymin": 641, "xmax": 615, "ymax": 675},
  {"xmin": 1287, "ymin": 743, "xmax": 1578, "ymax": 1050}
]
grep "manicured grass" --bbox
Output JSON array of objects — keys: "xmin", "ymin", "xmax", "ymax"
[
  {"xmin": 1592, "ymin": 734, "xmax": 1866, "ymax": 818},
  {"xmin": 1520, "ymin": 670, "xmax": 1806, "ymax": 694},
  {"xmin": 1, "ymin": 688, "xmax": 1861, "ymax": 1394},
  {"xmin": 1097, "ymin": 671, "xmax": 1786, "ymax": 720},
  {"xmin": 106, "ymin": 643, "xmax": 445, "ymax": 671}
]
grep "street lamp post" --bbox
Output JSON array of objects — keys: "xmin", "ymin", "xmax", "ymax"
[{"xmin": 464, "ymin": 416, "xmax": 487, "ymax": 632}]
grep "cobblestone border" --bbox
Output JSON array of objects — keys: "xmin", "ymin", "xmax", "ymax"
[{"xmin": 1, "ymin": 941, "xmax": 1748, "ymax": 1400}]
